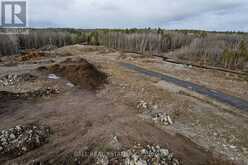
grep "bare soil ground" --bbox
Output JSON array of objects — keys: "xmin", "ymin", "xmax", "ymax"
[{"xmin": 0, "ymin": 45, "xmax": 248, "ymax": 165}]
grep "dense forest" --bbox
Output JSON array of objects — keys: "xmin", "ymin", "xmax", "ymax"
[{"xmin": 0, "ymin": 28, "xmax": 248, "ymax": 70}]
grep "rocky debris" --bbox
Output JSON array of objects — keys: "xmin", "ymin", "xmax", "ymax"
[
  {"xmin": 137, "ymin": 101, "xmax": 173, "ymax": 126},
  {"xmin": 137, "ymin": 100, "xmax": 151, "ymax": 113},
  {"xmin": 36, "ymin": 144, "xmax": 181, "ymax": 165},
  {"xmin": 0, "ymin": 124, "xmax": 50, "ymax": 158},
  {"xmin": 0, "ymin": 73, "xmax": 37, "ymax": 87},
  {"xmin": 0, "ymin": 87, "xmax": 60, "ymax": 101},
  {"xmin": 23, "ymin": 87, "xmax": 60, "ymax": 98},
  {"xmin": 96, "ymin": 145, "xmax": 181, "ymax": 165},
  {"xmin": 152, "ymin": 112, "xmax": 173, "ymax": 126}
]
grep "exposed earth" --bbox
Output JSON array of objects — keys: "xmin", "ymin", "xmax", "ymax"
[{"xmin": 0, "ymin": 45, "xmax": 248, "ymax": 165}]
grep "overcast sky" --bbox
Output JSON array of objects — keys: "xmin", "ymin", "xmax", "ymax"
[{"xmin": 29, "ymin": 0, "xmax": 248, "ymax": 31}]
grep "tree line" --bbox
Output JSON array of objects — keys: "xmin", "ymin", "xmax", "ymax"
[
  {"xmin": 0, "ymin": 28, "xmax": 248, "ymax": 70},
  {"xmin": 94, "ymin": 29, "xmax": 248, "ymax": 70}
]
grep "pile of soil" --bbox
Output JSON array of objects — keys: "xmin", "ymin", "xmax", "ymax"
[
  {"xmin": 17, "ymin": 51, "xmax": 47, "ymax": 62},
  {"xmin": 47, "ymin": 58, "xmax": 107, "ymax": 90}
]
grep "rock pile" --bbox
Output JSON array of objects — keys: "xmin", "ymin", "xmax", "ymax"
[
  {"xmin": 152, "ymin": 112, "xmax": 173, "ymax": 126},
  {"xmin": 25, "ymin": 87, "xmax": 60, "ymax": 98},
  {"xmin": 137, "ymin": 100, "xmax": 150, "ymax": 112},
  {"xmin": 0, "ymin": 87, "xmax": 60, "ymax": 101},
  {"xmin": 96, "ymin": 145, "xmax": 181, "ymax": 165},
  {"xmin": 0, "ymin": 124, "xmax": 50, "ymax": 157},
  {"xmin": 0, "ymin": 73, "xmax": 37, "ymax": 87},
  {"xmin": 137, "ymin": 101, "xmax": 173, "ymax": 126}
]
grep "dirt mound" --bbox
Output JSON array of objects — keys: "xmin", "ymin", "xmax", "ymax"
[
  {"xmin": 17, "ymin": 51, "xmax": 47, "ymax": 62},
  {"xmin": 46, "ymin": 58, "xmax": 107, "ymax": 90},
  {"xmin": 0, "ymin": 124, "xmax": 50, "ymax": 160}
]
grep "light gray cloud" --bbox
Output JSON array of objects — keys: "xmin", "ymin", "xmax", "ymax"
[{"xmin": 28, "ymin": 0, "xmax": 248, "ymax": 31}]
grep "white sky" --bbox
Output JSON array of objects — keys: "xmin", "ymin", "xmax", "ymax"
[{"xmin": 28, "ymin": 0, "xmax": 248, "ymax": 31}]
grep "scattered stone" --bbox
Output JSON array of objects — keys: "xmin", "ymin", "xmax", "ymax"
[
  {"xmin": 95, "ymin": 144, "xmax": 181, "ymax": 165},
  {"xmin": 137, "ymin": 100, "xmax": 149, "ymax": 110},
  {"xmin": 152, "ymin": 112, "xmax": 173, "ymax": 126},
  {"xmin": 137, "ymin": 101, "xmax": 174, "ymax": 126},
  {"xmin": 0, "ymin": 124, "xmax": 50, "ymax": 157},
  {"xmin": 0, "ymin": 73, "xmax": 37, "ymax": 87},
  {"xmin": 0, "ymin": 87, "xmax": 60, "ymax": 101}
]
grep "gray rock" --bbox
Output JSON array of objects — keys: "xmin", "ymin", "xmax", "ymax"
[
  {"xmin": 22, "ymin": 146, "xmax": 27, "ymax": 151},
  {"xmin": 16, "ymin": 126, "xmax": 22, "ymax": 131},
  {"xmin": 131, "ymin": 154, "xmax": 139, "ymax": 162},
  {"xmin": 1, "ymin": 138, "xmax": 6, "ymax": 142},
  {"xmin": 122, "ymin": 151, "xmax": 130, "ymax": 158},
  {"xmin": 137, "ymin": 160, "xmax": 147, "ymax": 165},
  {"xmin": 0, "ymin": 124, "xmax": 50, "ymax": 157},
  {"xmin": 160, "ymin": 149, "xmax": 169, "ymax": 157},
  {"xmin": 9, "ymin": 134, "xmax": 16, "ymax": 140},
  {"xmin": 96, "ymin": 154, "xmax": 109, "ymax": 165},
  {"xmin": 141, "ymin": 149, "xmax": 146, "ymax": 154}
]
